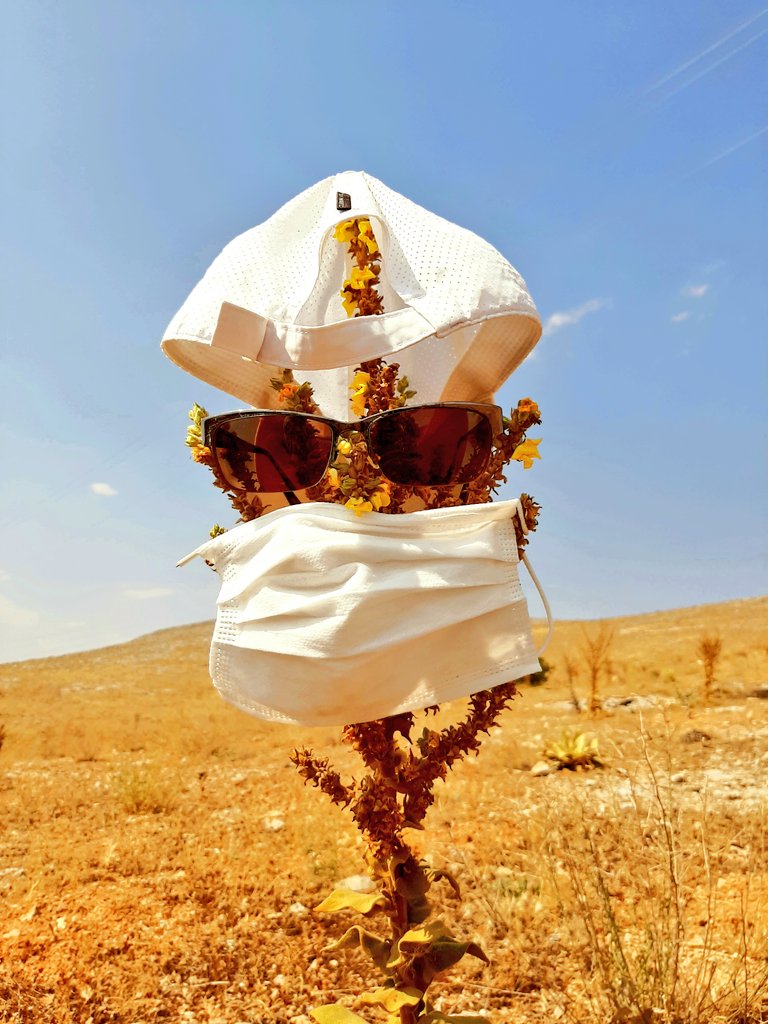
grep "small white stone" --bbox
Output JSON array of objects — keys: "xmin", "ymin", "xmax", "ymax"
[
  {"xmin": 289, "ymin": 902, "xmax": 308, "ymax": 915},
  {"xmin": 531, "ymin": 760, "xmax": 552, "ymax": 777},
  {"xmin": 336, "ymin": 874, "xmax": 375, "ymax": 893},
  {"xmin": 263, "ymin": 817, "xmax": 285, "ymax": 832},
  {"xmin": 670, "ymin": 771, "xmax": 686, "ymax": 784}
]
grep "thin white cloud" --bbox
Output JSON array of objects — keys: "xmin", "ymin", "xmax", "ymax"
[
  {"xmin": 701, "ymin": 259, "xmax": 726, "ymax": 275},
  {"xmin": 646, "ymin": 10, "xmax": 768, "ymax": 98},
  {"xmin": 0, "ymin": 568, "xmax": 9, "ymax": 582},
  {"xmin": 123, "ymin": 587, "xmax": 174, "ymax": 600},
  {"xmin": 688, "ymin": 124, "xmax": 768, "ymax": 176},
  {"xmin": 542, "ymin": 298, "xmax": 608, "ymax": 338},
  {"xmin": 684, "ymin": 284, "xmax": 709, "ymax": 298},
  {"xmin": 0, "ymin": 593, "xmax": 39, "ymax": 628},
  {"xmin": 90, "ymin": 482, "xmax": 118, "ymax": 497},
  {"xmin": 671, "ymin": 312, "xmax": 691, "ymax": 323}
]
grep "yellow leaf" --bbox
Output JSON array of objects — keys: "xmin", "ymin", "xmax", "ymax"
[
  {"xmin": 310, "ymin": 1005, "xmax": 368, "ymax": 1024},
  {"xmin": 341, "ymin": 291, "xmax": 358, "ymax": 317},
  {"xmin": 511, "ymin": 437, "xmax": 541, "ymax": 469},
  {"xmin": 315, "ymin": 889, "xmax": 385, "ymax": 915},
  {"xmin": 398, "ymin": 920, "xmax": 452, "ymax": 947},
  {"xmin": 361, "ymin": 987, "xmax": 423, "ymax": 1012}
]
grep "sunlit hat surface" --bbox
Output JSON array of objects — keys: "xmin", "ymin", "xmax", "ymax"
[{"xmin": 162, "ymin": 171, "xmax": 542, "ymax": 419}]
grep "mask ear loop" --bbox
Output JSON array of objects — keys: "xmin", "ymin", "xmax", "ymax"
[{"xmin": 515, "ymin": 501, "xmax": 553, "ymax": 656}]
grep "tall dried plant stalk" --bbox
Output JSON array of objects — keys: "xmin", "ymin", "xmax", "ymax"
[
  {"xmin": 580, "ymin": 622, "xmax": 614, "ymax": 715},
  {"xmin": 697, "ymin": 634, "xmax": 723, "ymax": 705}
]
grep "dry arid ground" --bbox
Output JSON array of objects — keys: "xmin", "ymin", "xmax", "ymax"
[{"xmin": 1, "ymin": 596, "xmax": 767, "ymax": 1024}]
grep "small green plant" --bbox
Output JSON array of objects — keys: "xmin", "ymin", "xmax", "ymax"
[
  {"xmin": 113, "ymin": 764, "xmax": 177, "ymax": 815},
  {"xmin": 543, "ymin": 730, "xmax": 603, "ymax": 771},
  {"xmin": 526, "ymin": 656, "xmax": 552, "ymax": 686}
]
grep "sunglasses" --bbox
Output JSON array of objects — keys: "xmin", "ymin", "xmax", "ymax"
[{"xmin": 202, "ymin": 403, "xmax": 503, "ymax": 494}]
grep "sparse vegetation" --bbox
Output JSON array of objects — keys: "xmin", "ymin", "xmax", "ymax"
[
  {"xmin": 0, "ymin": 599, "xmax": 766, "ymax": 1022},
  {"xmin": 581, "ymin": 621, "xmax": 615, "ymax": 714},
  {"xmin": 527, "ymin": 656, "xmax": 552, "ymax": 687},
  {"xmin": 112, "ymin": 762, "xmax": 179, "ymax": 814},
  {"xmin": 562, "ymin": 652, "xmax": 581, "ymax": 712},
  {"xmin": 698, "ymin": 633, "xmax": 723, "ymax": 704},
  {"xmin": 543, "ymin": 729, "xmax": 603, "ymax": 770}
]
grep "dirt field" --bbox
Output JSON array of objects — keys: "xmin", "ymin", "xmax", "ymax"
[{"xmin": 1, "ymin": 597, "xmax": 766, "ymax": 1023}]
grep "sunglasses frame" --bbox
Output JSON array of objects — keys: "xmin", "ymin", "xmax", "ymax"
[{"xmin": 202, "ymin": 401, "xmax": 504, "ymax": 494}]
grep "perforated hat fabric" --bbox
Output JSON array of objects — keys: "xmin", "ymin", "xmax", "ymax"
[{"xmin": 161, "ymin": 171, "xmax": 542, "ymax": 420}]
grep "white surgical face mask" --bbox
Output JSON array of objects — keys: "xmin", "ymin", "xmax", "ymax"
[{"xmin": 178, "ymin": 499, "xmax": 550, "ymax": 727}]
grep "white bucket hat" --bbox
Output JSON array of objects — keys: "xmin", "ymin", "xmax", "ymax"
[{"xmin": 161, "ymin": 171, "xmax": 542, "ymax": 419}]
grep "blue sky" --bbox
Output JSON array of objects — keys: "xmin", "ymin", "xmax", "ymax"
[{"xmin": 2, "ymin": 1, "xmax": 766, "ymax": 663}]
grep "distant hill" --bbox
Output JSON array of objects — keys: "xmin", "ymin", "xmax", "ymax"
[{"xmin": 1, "ymin": 597, "xmax": 765, "ymax": 761}]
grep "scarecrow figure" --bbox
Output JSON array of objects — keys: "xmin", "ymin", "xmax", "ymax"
[{"xmin": 163, "ymin": 171, "xmax": 551, "ymax": 1022}]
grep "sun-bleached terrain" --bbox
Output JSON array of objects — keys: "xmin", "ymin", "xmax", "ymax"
[{"xmin": 1, "ymin": 597, "xmax": 766, "ymax": 1023}]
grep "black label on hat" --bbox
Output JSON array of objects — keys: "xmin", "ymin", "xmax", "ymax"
[{"xmin": 336, "ymin": 192, "xmax": 352, "ymax": 211}]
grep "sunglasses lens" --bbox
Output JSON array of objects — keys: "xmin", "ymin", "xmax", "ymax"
[
  {"xmin": 209, "ymin": 415, "xmax": 334, "ymax": 492},
  {"xmin": 370, "ymin": 407, "xmax": 493, "ymax": 485}
]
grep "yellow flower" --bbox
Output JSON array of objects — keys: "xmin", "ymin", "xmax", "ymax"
[
  {"xmin": 518, "ymin": 397, "xmax": 540, "ymax": 418},
  {"xmin": 188, "ymin": 402, "xmax": 207, "ymax": 428},
  {"xmin": 333, "ymin": 219, "xmax": 357, "ymax": 243},
  {"xmin": 336, "ymin": 438, "xmax": 353, "ymax": 456},
  {"xmin": 511, "ymin": 438, "xmax": 542, "ymax": 469},
  {"xmin": 341, "ymin": 289, "xmax": 358, "ymax": 317},
  {"xmin": 350, "ymin": 391, "xmax": 367, "ymax": 417},
  {"xmin": 345, "ymin": 496, "xmax": 373, "ymax": 516},
  {"xmin": 277, "ymin": 382, "xmax": 300, "ymax": 404},
  {"xmin": 346, "ymin": 266, "xmax": 375, "ymax": 291},
  {"xmin": 325, "ymin": 467, "xmax": 340, "ymax": 488},
  {"xmin": 357, "ymin": 218, "xmax": 379, "ymax": 255},
  {"xmin": 370, "ymin": 487, "xmax": 391, "ymax": 511},
  {"xmin": 190, "ymin": 444, "xmax": 212, "ymax": 464},
  {"xmin": 349, "ymin": 371, "xmax": 371, "ymax": 417}
]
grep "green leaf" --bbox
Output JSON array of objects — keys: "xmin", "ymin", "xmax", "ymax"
[
  {"xmin": 315, "ymin": 888, "xmax": 385, "ymax": 915},
  {"xmin": 407, "ymin": 893, "xmax": 431, "ymax": 924},
  {"xmin": 424, "ymin": 938, "xmax": 489, "ymax": 975},
  {"xmin": 326, "ymin": 925, "xmax": 391, "ymax": 972},
  {"xmin": 387, "ymin": 920, "xmax": 449, "ymax": 969},
  {"xmin": 360, "ymin": 987, "xmax": 423, "ymax": 1012},
  {"xmin": 310, "ymin": 1005, "xmax": 369, "ymax": 1024},
  {"xmin": 387, "ymin": 921, "xmax": 489, "ymax": 977}
]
